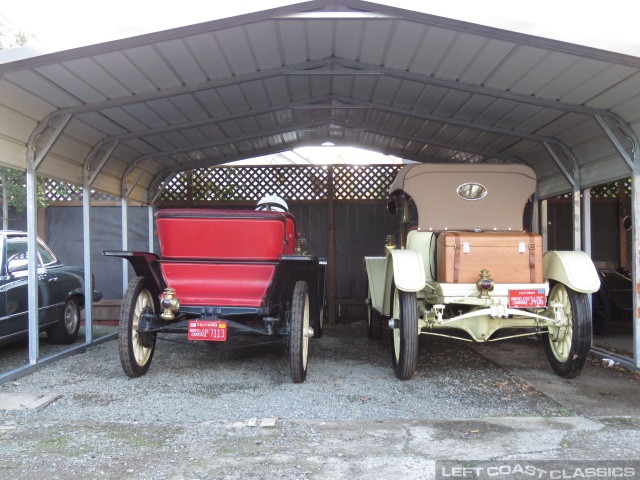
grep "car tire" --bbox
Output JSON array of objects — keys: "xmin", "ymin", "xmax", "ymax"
[
  {"xmin": 47, "ymin": 297, "xmax": 80, "ymax": 344},
  {"xmin": 366, "ymin": 279, "xmax": 383, "ymax": 340},
  {"xmin": 290, "ymin": 280, "xmax": 310, "ymax": 383},
  {"xmin": 391, "ymin": 286, "xmax": 418, "ymax": 380},
  {"xmin": 544, "ymin": 282, "xmax": 592, "ymax": 378},
  {"xmin": 119, "ymin": 277, "xmax": 157, "ymax": 378}
]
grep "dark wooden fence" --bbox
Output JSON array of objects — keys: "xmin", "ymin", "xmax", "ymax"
[
  {"xmin": 156, "ymin": 165, "xmax": 405, "ymax": 323},
  {"xmin": 34, "ymin": 167, "xmax": 631, "ymax": 322}
]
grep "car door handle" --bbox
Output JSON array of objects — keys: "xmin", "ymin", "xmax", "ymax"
[{"xmin": 48, "ymin": 276, "xmax": 59, "ymax": 283}]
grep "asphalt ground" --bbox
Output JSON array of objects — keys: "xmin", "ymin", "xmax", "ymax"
[{"xmin": 0, "ymin": 321, "xmax": 639, "ymax": 479}]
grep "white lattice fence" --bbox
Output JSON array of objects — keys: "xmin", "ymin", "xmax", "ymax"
[
  {"xmin": 39, "ymin": 168, "xmax": 632, "ymax": 204},
  {"xmin": 156, "ymin": 165, "xmax": 402, "ymax": 205},
  {"xmin": 192, "ymin": 166, "xmax": 329, "ymax": 202}
]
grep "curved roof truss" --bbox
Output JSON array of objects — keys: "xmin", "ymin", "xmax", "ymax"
[{"xmin": 1, "ymin": 0, "xmax": 639, "ymax": 204}]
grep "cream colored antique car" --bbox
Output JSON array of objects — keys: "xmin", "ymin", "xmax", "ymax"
[{"xmin": 364, "ymin": 163, "xmax": 600, "ymax": 380}]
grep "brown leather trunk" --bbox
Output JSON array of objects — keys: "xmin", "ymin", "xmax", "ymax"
[{"xmin": 436, "ymin": 231, "xmax": 543, "ymax": 284}]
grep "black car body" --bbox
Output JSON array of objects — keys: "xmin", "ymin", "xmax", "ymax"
[
  {"xmin": 0, "ymin": 231, "xmax": 103, "ymax": 345},
  {"xmin": 593, "ymin": 267, "xmax": 632, "ymax": 335}
]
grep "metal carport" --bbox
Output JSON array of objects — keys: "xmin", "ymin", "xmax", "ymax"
[{"xmin": 0, "ymin": 0, "xmax": 639, "ymax": 377}]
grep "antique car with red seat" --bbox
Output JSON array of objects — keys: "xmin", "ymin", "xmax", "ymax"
[
  {"xmin": 364, "ymin": 163, "xmax": 600, "ymax": 380},
  {"xmin": 104, "ymin": 205, "xmax": 325, "ymax": 383}
]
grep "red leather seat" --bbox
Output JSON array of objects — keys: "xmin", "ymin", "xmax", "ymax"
[{"xmin": 155, "ymin": 208, "xmax": 296, "ymax": 307}]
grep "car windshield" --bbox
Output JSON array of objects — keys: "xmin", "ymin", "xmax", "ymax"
[
  {"xmin": 37, "ymin": 242, "xmax": 56, "ymax": 265},
  {"xmin": 6, "ymin": 237, "xmax": 29, "ymax": 263},
  {"xmin": 4, "ymin": 237, "xmax": 56, "ymax": 268}
]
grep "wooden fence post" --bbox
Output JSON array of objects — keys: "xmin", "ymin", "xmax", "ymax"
[{"xmin": 327, "ymin": 166, "xmax": 336, "ymax": 325}]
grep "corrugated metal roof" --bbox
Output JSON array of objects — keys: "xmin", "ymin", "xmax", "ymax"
[{"xmin": 0, "ymin": 0, "xmax": 638, "ymax": 203}]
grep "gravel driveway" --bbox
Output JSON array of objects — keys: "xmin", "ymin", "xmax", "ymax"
[
  {"xmin": 1, "ymin": 322, "xmax": 562, "ymax": 422},
  {"xmin": 0, "ymin": 322, "xmax": 571, "ymax": 479}
]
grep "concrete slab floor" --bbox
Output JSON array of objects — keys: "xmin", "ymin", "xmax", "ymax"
[
  {"xmin": 470, "ymin": 337, "xmax": 640, "ymax": 417},
  {"xmin": 0, "ymin": 393, "xmax": 60, "ymax": 411}
]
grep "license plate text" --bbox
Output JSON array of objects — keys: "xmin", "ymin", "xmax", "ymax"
[
  {"xmin": 188, "ymin": 320, "xmax": 227, "ymax": 341},
  {"xmin": 508, "ymin": 289, "xmax": 546, "ymax": 308}
]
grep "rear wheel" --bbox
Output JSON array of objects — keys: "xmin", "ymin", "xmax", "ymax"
[
  {"xmin": 290, "ymin": 281, "xmax": 310, "ymax": 383},
  {"xmin": 47, "ymin": 298, "xmax": 80, "ymax": 344},
  {"xmin": 366, "ymin": 280, "xmax": 382, "ymax": 340},
  {"xmin": 544, "ymin": 283, "xmax": 591, "ymax": 378},
  {"xmin": 391, "ymin": 286, "xmax": 419, "ymax": 380},
  {"xmin": 119, "ymin": 277, "xmax": 157, "ymax": 378}
]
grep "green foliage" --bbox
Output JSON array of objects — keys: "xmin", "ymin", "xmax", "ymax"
[
  {"xmin": 1, "ymin": 24, "xmax": 31, "ymax": 218},
  {"xmin": 0, "ymin": 167, "xmax": 53, "ymax": 211}
]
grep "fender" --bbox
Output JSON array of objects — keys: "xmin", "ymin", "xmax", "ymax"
[
  {"xmin": 543, "ymin": 250, "xmax": 601, "ymax": 293},
  {"xmin": 67, "ymin": 284, "xmax": 103, "ymax": 307},
  {"xmin": 102, "ymin": 250, "xmax": 166, "ymax": 298},
  {"xmin": 382, "ymin": 249, "xmax": 426, "ymax": 315},
  {"xmin": 67, "ymin": 287, "xmax": 86, "ymax": 308},
  {"xmin": 364, "ymin": 256, "xmax": 385, "ymax": 312}
]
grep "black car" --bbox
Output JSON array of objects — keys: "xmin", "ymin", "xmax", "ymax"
[
  {"xmin": 0, "ymin": 231, "xmax": 103, "ymax": 345},
  {"xmin": 592, "ymin": 267, "xmax": 632, "ymax": 336}
]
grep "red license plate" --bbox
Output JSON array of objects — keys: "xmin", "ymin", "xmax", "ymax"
[
  {"xmin": 188, "ymin": 320, "xmax": 227, "ymax": 341},
  {"xmin": 508, "ymin": 289, "xmax": 546, "ymax": 308}
]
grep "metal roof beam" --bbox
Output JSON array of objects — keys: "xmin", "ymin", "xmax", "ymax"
[
  {"xmin": 33, "ymin": 57, "xmax": 637, "ymax": 191},
  {"xmin": 594, "ymin": 115, "xmax": 636, "ymax": 172},
  {"xmin": 543, "ymin": 141, "xmax": 577, "ymax": 188},
  {"xmin": 148, "ymin": 118, "xmax": 523, "ymax": 183},
  {"xmin": 87, "ymin": 141, "xmax": 119, "ymax": 186},
  {"xmin": 323, "ymin": 95, "xmax": 571, "ymax": 150},
  {"xmin": 180, "ymin": 119, "xmax": 521, "ymax": 170},
  {"xmin": 136, "ymin": 119, "xmax": 336, "ymax": 164},
  {"xmin": 32, "ymin": 114, "xmax": 72, "ymax": 170},
  {"xmin": 32, "ymin": 57, "xmax": 628, "ymax": 131},
  {"xmin": 335, "ymin": 59, "xmax": 620, "ymax": 119},
  {"xmin": 149, "ymin": 169, "xmax": 177, "ymax": 205},
  {"xmin": 31, "ymin": 59, "xmax": 332, "ymax": 128},
  {"xmin": 87, "ymin": 95, "xmax": 338, "ymax": 145},
  {"xmin": 30, "ymin": 57, "xmax": 634, "ymax": 194},
  {"xmin": 84, "ymin": 91, "xmax": 566, "ymax": 189},
  {"xmin": 338, "ymin": 122, "xmax": 523, "ymax": 165},
  {"xmin": 81, "ymin": 95, "xmax": 342, "ymax": 175},
  {"xmin": 123, "ymin": 158, "xmax": 153, "ymax": 199}
]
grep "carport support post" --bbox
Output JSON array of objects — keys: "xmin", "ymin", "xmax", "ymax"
[
  {"xmin": 122, "ymin": 198, "xmax": 128, "ymax": 295},
  {"xmin": 25, "ymin": 113, "xmax": 72, "ymax": 362},
  {"xmin": 572, "ymin": 187, "xmax": 581, "ymax": 251},
  {"xmin": 592, "ymin": 116, "xmax": 640, "ymax": 367},
  {"xmin": 26, "ymin": 162, "xmax": 39, "ymax": 363},
  {"xmin": 541, "ymin": 199, "xmax": 548, "ymax": 253},
  {"xmin": 633, "ymin": 167, "xmax": 640, "ymax": 368},
  {"xmin": 583, "ymin": 188, "xmax": 593, "ymax": 343},
  {"xmin": 531, "ymin": 194, "xmax": 539, "ymax": 234},
  {"xmin": 82, "ymin": 167, "xmax": 93, "ymax": 343},
  {"xmin": 148, "ymin": 205, "xmax": 155, "ymax": 252},
  {"xmin": 582, "ymin": 189, "xmax": 591, "ymax": 257}
]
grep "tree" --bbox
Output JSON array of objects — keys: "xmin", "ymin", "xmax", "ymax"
[
  {"xmin": 0, "ymin": 20, "xmax": 27, "ymax": 50},
  {"xmin": 0, "ymin": 167, "xmax": 55, "ymax": 229},
  {"xmin": 0, "ymin": 23, "xmax": 30, "ymax": 228}
]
